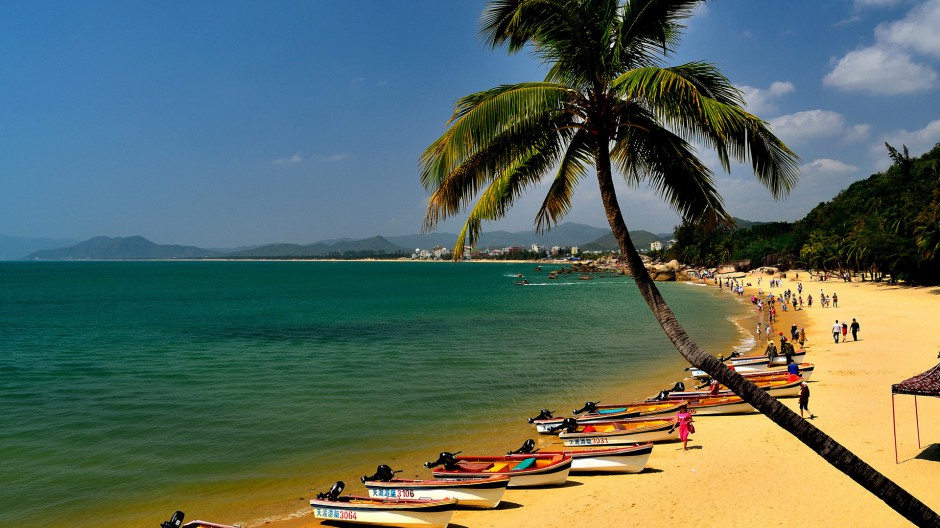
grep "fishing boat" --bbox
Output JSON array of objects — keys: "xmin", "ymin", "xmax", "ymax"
[
  {"xmin": 424, "ymin": 452, "xmax": 571, "ymax": 487},
  {"xmin": 508, "ymin": 439, "xmax": 653, "ymax": 474},
  {"xmin": 687, "ymin": 351, "xmax": 807, "ymax": 378},
  {"xmin": 361, "ymin": 466, "xmax": 508, "ymax": 509},
  {"xmin": 310, "ymin": 481, "xmax": 457, "ymax": 528},
  {"xmin": 556, "ymin": 416, "xmax": 679, "ymax": 446},
  {"xmin": 160, "ymin": 511, "xmax": 239, "ymax": 528},
  {"xmin": 659, "ymin": 376, "xmax": 803, "ymax": 399},
  {"xmin": 578, "ymin": 274, "xmax": 594, "ymax": 280},
  {"xmin": 528, "ymin": 400, "xmax": 683, "ymax": 434}
]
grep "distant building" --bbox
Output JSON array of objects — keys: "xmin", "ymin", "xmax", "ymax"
[
  {"xmin": 571, "ymin": 246, "xmax": 579, "ymax": 256},
  {"xmin": 650, "ymin": 241, "xmax": 663, "ymax": 251}
]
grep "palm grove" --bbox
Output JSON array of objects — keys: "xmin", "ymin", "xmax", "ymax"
[{"xmin": 419, "ymin": 1, "xmax": 938, "ymax": 526}]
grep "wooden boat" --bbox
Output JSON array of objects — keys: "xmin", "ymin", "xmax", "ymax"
[
  {"xmin": 508, "ymin": 439, "xmax": 653, "ymax": 473},
  {"xmin": 678, "ymin": 395, "xmax": 755, "ymax": 415},
  {"xmin": 547, "ymin": 273, "xmax": 558, "ymax": 279},
  {"xmin": 687, "ymin": 351, "xmax": 807, "ymax": 378},
  {"xmin": 160, "ymin": 511, "xmax": 238, "ymax": 528},
  {"xmin": 529, "ymin": 401, "xmax": 683, "ymax": 434},
  {"xmin": 310, "ymin": 481, "xmax": 457, "ymax": 528},
  {"xmin": 424, "ymin": 452, "xmax": 571, "ymax": 487},
  {"xmin": 362, "ymin": 466, "xmax": 508, "ymax": 509},
  {"xmin": 660, "ymin": 376, "xmax": 803, "ymax": 399},
  {"xmin": 557, "ymin": 416, "xmax": 679, "ymax": 446}
]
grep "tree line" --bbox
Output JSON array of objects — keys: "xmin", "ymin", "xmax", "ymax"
[{"xmin": 668, "ymin": 143, "xmax": 940, "ymax": 285}]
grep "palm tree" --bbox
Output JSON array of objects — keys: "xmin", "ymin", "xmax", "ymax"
[{"xmin": 419, "ymin": 1, "xmax": 939, "ymax": 525}]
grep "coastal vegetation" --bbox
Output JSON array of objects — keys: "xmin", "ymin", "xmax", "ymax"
[
  {"xmin": 669, "ymin": 143, "xmax": 940, "ymax": 284},
  {"xmin": 419, "ymin": 0, "xmax": 938, "ymax": 525}
]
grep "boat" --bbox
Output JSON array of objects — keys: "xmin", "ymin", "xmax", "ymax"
[
  {"xmin": 656, "ymin": 376, "xmax": 803, "ymax": 399},
  {"xmin": 310, "ymin": 481, "xmax": 457, "ymax": 528},
  {"xmin": 556, "ymin": 416, "xmax": 679, "ymax": 446},
  {"xmin": 160, "ymin": 511, "xmax": 240, "ymax": 528},
  {"xmin": 578, "ymin": 274, "xmax": 594, "ymax": 280},
  {"xmin": 508, "ymin": 439, "xmax": 653, "ymax": 474},
  {"xmin": 687, "ymin": 351, "xmax": 807, "ymax": 378},
  {"xmin": 361, "ymin": 465, "xmax": 508, "ymax": 509},
  {"xmin": 528, "ymin": 401, "xmax": 683, "ymax": 434},
  {"xmin": 424, "ymin": 451, "xmax": 572, "ymax": 487},
  {"xmin": 547, "ymin": 273, "xmax": 558, "ymax": 279},
  {"xmin": 514, "ymin": 279, "xmax": 529, "ymax": 285}
]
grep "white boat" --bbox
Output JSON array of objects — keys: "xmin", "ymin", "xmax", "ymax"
[
  {"xmin": 529, "ymin": 401, "xmax": 683, "ymax": 434},
  {"xmin": 425, "ymin": 452, "xmax": 572, "ymax": 487},
  {"xmin": 508, "ymin": 440, "xmax": 653, "ymax": 473},
  {"xmin": 310, "ymin": 481, "xmax": 456, "ymax": 528},
  {"xmin": 662, "ymin": 376, "xmax": 803, "ymax": 399},
  {"xmin": 557, "ymin": 416, "xmax": 679, "ymax": 446},
  {"xmin": 688, "ymin": 352, "xmax": 807, "ymax": 378},
  {"xmin": 363, "ymin": 473, "xmax": 508, "ymax": 509}
]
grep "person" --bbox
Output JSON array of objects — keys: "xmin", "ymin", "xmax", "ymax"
[
  {"xmin": 781, "ymin": 339, "xmax": 796, "ymax": 364},
  {"xmin": 799, "ymin": 327, "xmax": 806, "ymax": 347},
  {"xmin": 765, "ymin": 340, "xmax": 778, "ymax": 362},
  {"xmin": 807, "ymin": 294, "xmax": 813, "ymax": 308},
  {"xmin": 832, "ymin": 320, "xmax": 841, "ymax": 343},
  {"xmin": 799, "ymin": 381, "xmax": 814, "ymax": 419},
  {"xmin": 832, "ymin": 292, "xmax": 838, "ymax": 308},
  {"xmin": 708, "ymin": 378, "xmax": 720, "ymax": 396},
  {"xmin": 676, "ymin": 403, "xmax": 694, "ymax": 450},
  {"xmin": 850, "ymin": 318, "xmax": 860, "ymax": 341},
  {"xmin": 787, "ymin": 361, "xmax": 800, "ymax": 378},
  {"xmin": 791, "ymin": 323, "xmax": 799, "ymax": 341},
  {"xmin": 841, "ymin": 321, "xmax": 848, "ymax": 342},
  {"xmin": 765, "ymin": 323, "xmax": 771, "ymax": 342},
  {"xmin": 756, "ymin": 322, "xmax": 762, "ymax": 341}
]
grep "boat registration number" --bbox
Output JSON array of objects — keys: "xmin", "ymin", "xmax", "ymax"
[
  {"xmin": 314, "ymin": 508, "xmax": 357, "ymax": 520},
  {"xmin": 369, "ymin": 488, "xmax": 415, "ymax": 498},
  {"xmin": 570, "ymin": 437, "xmax": 609, "ymax": 445}
]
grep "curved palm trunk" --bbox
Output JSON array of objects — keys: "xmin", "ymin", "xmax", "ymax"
[{"xmin": 592, "ymin": 146, "xmax": 940, "ymax": 527}]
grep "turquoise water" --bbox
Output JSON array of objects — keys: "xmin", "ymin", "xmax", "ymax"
[{"xmin": 0, "ymin": 261, "xmax": 748, "ymax": 527}]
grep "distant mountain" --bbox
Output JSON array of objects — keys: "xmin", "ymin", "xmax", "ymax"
[
  {"xmin": 25, "ymin": 236, "xmax": 219, "ymax": 260},
  {"xmin": 0, "ymin": 235, "xmax": 79, "ymax": 260},
  {"xmin": 390, "ymin": 222, "xmax": 613, "ymax": 250},
  {"xmin": 224, "ymin": 236, "xmax": 407, "ymax": 258}
]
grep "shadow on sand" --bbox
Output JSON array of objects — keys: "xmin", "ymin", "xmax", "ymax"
[{"xmin": 915, "ymin": 443, "xmax": 940, "ymax": 462}]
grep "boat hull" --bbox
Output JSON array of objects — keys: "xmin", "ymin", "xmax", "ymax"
[
  {"xmin": 558, "ymin": 418, "xmax": 678, "ymax": 446},
  {"xmin": 364, "ymin": 475, "xmax": 509, "ymax": 509},
  {"xmin": 430, "ymin": 454, "xmax": 571, "ymax": 488},
  {"xmin": 532, "ymin": 402, "xmax": 682, "ymax": 434},
  {"xmin": 688, "ymin": 353, "xmax": 807, "ymax": 378},
  {"xmin": 543, "ymin": 443, "xmax": 653, "ymax": 473},
  {"xmin": 310, "ymin": 496, "xmax": 457, "ymax": 528}
]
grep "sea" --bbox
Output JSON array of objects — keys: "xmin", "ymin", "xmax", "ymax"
[{"xmin": 0, "ymin": 261, "xmax": 756, "ymax": 527}]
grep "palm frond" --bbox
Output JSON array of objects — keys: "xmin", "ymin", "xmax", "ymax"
[{"xmin": 535, "ymin": 128, "xmax": 593, "ymax": 232}]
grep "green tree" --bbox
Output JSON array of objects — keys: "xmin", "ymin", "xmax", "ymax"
[{"xmin": 419, "ymin": 1, "xmax": 937, "ymax": 524}]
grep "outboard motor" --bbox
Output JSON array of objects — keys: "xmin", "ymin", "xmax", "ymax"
[
  {"xmin": 527, "ymin": 409, "xmax": 555, "ymax": 423},
  {"xmin": 361, "ymin": 464, "xmax": 399, "ymax": 483},
  {"xmin": 653, "ymin": 390, "xmax": 670, "ymax": 401},
  {"xmin": 161, "ymin": 511, "xmax": 184, "ymax": 528},
  {"xmin": 507, "ymin": 438, "xmax": 537, "ymax": 455},
  {"xmin": 573, "ymin": 401, "xmax": 600, "ymax": 414},
  {"xmin": 424, "ymin": 451, "xmax": 461, "ymax": 470},
  {"xmin": 316, "ymin": 481, "xmax": 345, "ymax": 501},
  {"xmin": 548, "ymin": 417, "xmax": 579, "ymax": 433},
  {"xmin": 671, "ymin": 381, "xmax": 685, "ymax": 392}
]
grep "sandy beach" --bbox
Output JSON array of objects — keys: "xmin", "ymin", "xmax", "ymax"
[{"xmin": 269, "ymin": 275, "xmax": 940, "ymax": 528}]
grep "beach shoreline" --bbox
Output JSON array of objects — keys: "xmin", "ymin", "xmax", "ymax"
[{"xmin": 262, "ymin": 273, "xmax": 940, "ymax": 528}]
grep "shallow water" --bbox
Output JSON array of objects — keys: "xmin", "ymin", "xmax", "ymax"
[{"xmin": 0, "ymin": 261, "xmax": 749, "ymax": 527}]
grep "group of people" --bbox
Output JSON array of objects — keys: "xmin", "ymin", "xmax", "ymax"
[{"xmin": 832, "ymin": 318, "xmax": 861, "ymax": 343}]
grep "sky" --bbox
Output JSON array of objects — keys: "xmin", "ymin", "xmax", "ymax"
[{"xmin": 2, "ymin": 0, "xmax": 940, "ymax": 248}]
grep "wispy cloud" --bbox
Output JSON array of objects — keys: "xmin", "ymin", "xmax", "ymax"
[
  {"xmin": 271, "ymin": 153, "xmax": 303, "ymax": 165},
  {"xmin": 769, "ymin": 110, "xmax": 870, "ymax": 146},
  {"xmin": 740, "ymin": 81, "xmax": 795, "ymax": 115},
  {"xmin": 869, "ymin": 117, "xmax": 940, "ymax": 164}
]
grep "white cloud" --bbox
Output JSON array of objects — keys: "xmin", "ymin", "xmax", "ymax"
[
  {"xmin": 844, "ymin": 124, "xmax": 873, "ymax": 143},
  {"xmin": 824, "ymin": 46, "xmax": 938, "ymax": 94},
  {"xmin": 740, "ymin": 81, "xmax": 795, "ymax": 115},
  {"xmin": 876, "ymin": 0, "xmax": 940, "ymax": 58},
  {"xmin": 769, "ymin": 110, "xmax": 847, "ymax": 146},
  {"xmin": 801, "ymin": 158, "xmax": 859, "ymax": 176},
  {"xmin": 854, "ymin": 0, "xmax": 905, "ymax": 7},
  {"xmin": 315, "ymin": 153, "xmax": 350, "ymax": 162},
  {"xmin": 870, "ymin": 118, "xmax": 940, "ymax": 160},
  {"xmin": 271, "ymin": 153, "xmax": 303, "ymax": 165}
]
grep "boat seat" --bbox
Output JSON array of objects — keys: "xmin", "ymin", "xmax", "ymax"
[
  {"xmin": 598, "ymin": 408, "xmax": 626, "ymax": 414},
  {"xmin": 511, "ymin": 458, "xmax": 536, "ymax": 471},
  {"xmin": 581, "ymin": 425, "xmax": 596, "ymax": 433},
  {"xmin": 485, "ymin": 462, "xmax": 509, "ymax": 473}
]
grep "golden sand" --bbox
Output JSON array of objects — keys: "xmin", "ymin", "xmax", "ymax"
[{"xmin": 267, "ymin": 276, "xmax": 940, "ymax": 528}]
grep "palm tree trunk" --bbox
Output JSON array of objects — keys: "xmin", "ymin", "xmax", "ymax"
[{"xmin": 592, "ymin": 147, "xmax": 940, "ymax": 527}]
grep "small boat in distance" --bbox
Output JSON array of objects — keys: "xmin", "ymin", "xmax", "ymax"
[
  {"xmin": 310, "ymin": 481, "xmax": 457, "ymax": 528},
  {"xmin": 361, "ymin": 465, "xmax": 509, "ymax": 509},
  {"xmin": 578, "ymin": 274, "xmax": 594, "ymax": 280},
  {"xmin": 424, "ymin": 451, "xmax": 572, "ymax": 487}
]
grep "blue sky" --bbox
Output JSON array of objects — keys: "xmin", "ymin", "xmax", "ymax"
[{"xmin": 3, "ymin": 0, "xmax": 939, "ymax": 248}]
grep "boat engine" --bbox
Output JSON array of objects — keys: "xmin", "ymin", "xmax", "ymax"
[
  {"xmin": 527, "ymin": 409, "xmax": 555, "ymax": 423},
  {"xmin": 424, "ymin": 451, "xmax": 461, "ymax": 470},
  {"xmin": 360, "ymin": 464, "xmax": 399, "ymax": 483},
  {"xmin": 507, "ymin": 438, "xmax": 537, "ymax": 455},
  {"xmin": 573, "ymin": 401, "xmax": 600, "ymax": 414},
  {"xmin": 316, "ymin": 481, "xmax": 345, "ymax": 501},
  {"xmin": 549, "ymin": 417, "xmax": 579, "ymax": 433},
  {"xmin": 160, "ymin": 511, "xmax": 184, "ymax": 528},
  {"xmin": 671, "ymin": 381, "xmax": 685, "ymax": 392},
  {"xmin": 653, "ymin": 390, "xmax": 670, "ymax": 401}
]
